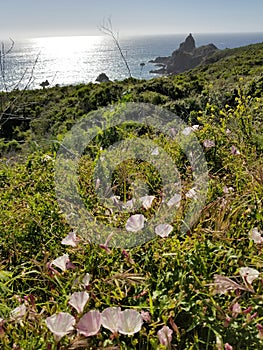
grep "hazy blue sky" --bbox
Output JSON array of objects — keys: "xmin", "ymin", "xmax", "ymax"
[{"xmin": 1, "ymin": 0, "xmax": 263, "ymax": 39}]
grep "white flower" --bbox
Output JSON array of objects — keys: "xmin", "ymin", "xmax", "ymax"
[
  {"xmin": 68, "ymin": 291, "xmax": 89, "ymax": 314},
  {"xmin": 155, "ymin": 224, "xmax": 173, "ymax": 238},
  {"xmin": 140, "ymin": 195, "xmax": 155, "ymax": 209},
  {"xmin": 51, "ymin": 254, "xmax": 70, "ymax": 272},
  {"xmin": 186, "ymin": 188, "xmax": 198, "ymax": 200},
  {"xmin": 125, "ymin": 214, "xmax": 145, "ymax": 232},
  {"xmin": 101, "ymin": 307, "xmax": 121, "ymax": 333},
  {"xmin": 82, "ymin": 273, "xmax": 91, "ymax": 287},
  {"xmin": 10, "ymin": 304, "xmax": 27, "ymax": 320},
  {"xmin": 123, "ymin": 198, "xmax": 136, "ymax": 210},
  {"xmin": 239, "ymin": 267, "xmax": 259, "ymax": 285},
  {"xmin": 73, "ymin": 273, "xmax": 91, "ymax": 289},
  {"xmin": 249, "ymin": 227, "xmax": 263, "ymax": 244},
  {"xmin": 45, "ymin": 312, "xmax": 75, "ymax": 342},
  {"xmin": 118, "ymin": 309, "xmax": 143, "ymax": 335},
  {"xmin": 61, "ymin": 232, "xmax": 79, "ymax": 247},
  {"xmin": 203, "ymin": 139, "xmax": 215, "ymax": 148},
  {"xmin": 77, "ymin": 310, "xmax": 101, "ymax": 337},
  {"xmin": 157, "ymin": 325, "xmax": 173, "ymax": 346},
  {"xmin": 167, "ymin": 194, "xmax": 181, "ymax": 207},
  {"xmin": 182, "ymin": 127, "xmax": 193, "ymax": 136},
  {"xmin": 151, "ymin": 147, "xmax": 159, "ymax": 156}
]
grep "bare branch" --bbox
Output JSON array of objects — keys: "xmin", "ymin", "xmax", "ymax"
[{"xmin": 99, "ymin": 18, "xmax": 132, "ymax": 79}]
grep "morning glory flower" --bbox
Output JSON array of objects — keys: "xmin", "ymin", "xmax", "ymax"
[
  {"xmin": 151, "ymin": 147, "xmax": 159, "ymax": 156},
  {"xmin": 155, "ymin": 224, "xmax": 173, "ymax": 238},
  {"xmin": 51, "ymin": 254, "xmax": 70, "ymax": 272},
  {"xmin": 239, "ymin": 267, "xmax": 259, "ymax": 285},
  {"xmin": 45, "ymin": 312, "xmax": 75, "ymax": 342},
  {"xmin": 73, "ymin": 273, "xmax": 91, "ymax": 289},
  {"xmin": 203, "ymin": 139, "xmax": 215, "ymax": 148},
  {"xmin": 182, "ymin": 127, "xmax": 193, "ymax": 136},
  {"xmin": 125, "ymin": 214, "xmax": 145, "ymax": 232},
  {"xmin": 68, "ymin": 291, "xmax": 89, "ymax": 314},
  {"xmin": 101, "ymin": 307, "xmax": 121, "ymax": 333},
  {"xmin": 167, "ymin": 194, "xmax": 181, "ymax": 207},
  {"xmin": 77, "ymin": 310, "xmax": 101, "ymax": 337},
  {"xmin": 157, "ymin": 325, "xmax": 173, "ymax": 346},
  {"xmin": 10, "ymin": 304, "xmax": 27, "ymax": 321},
  {"xmin": 249, "ymin": 227, "xmax": 263, "ymax": 244},
  {"xmin": 118, "ymin": 309, "xmax": 143, "ymax": 335},
  {"xmin": 140, "ymin": 195, "xmax": 155, "ymax": 209},
  {"xmin": 231, "ymin": 145, "xmax": 240, "ymax": 155},
  {"xmin": 186, "ymin": 188, "xmax": 198, "ymax": 200},
  {"xmin": 141, "ymin": 310, "xmax": 151, "ymax": 322},
  {"xmin": 61, "ymin": 232, "xmax": 80, "ymax": 247},
  {"xmin": 257, "ymin": 324, "xmax": 263, "ymax": 340}
]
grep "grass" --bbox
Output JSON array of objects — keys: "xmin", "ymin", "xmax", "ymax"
[{"xmin": 0, "ymin": 42, "xmax": 263, "ymax": 349}]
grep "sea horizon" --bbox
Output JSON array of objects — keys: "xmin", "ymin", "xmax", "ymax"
[{"xmin": 1, "ymin": 32, "xmax": 263, "ymax": 91}]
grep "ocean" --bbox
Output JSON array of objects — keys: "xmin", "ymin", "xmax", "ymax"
[{"xmin": 0, "ymin": 32, "xmax": 263, "ymax": 91}]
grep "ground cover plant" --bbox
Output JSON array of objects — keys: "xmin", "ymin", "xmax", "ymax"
[{"xmin": 0, "ymin": 42, "xmax": 263, "ymax": 349}]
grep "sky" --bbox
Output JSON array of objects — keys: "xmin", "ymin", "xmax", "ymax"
[{"xmin": 1, "ymin": 0, "xmax": 263, "ymax": 39}]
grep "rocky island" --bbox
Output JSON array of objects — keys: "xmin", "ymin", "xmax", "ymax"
[{"xmin": 149, "ymin": 33, "xmax": 218, "ymax": 75}]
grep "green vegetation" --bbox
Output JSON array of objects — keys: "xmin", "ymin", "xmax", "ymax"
[{"xmin": 0, "ymin": 42, "xmax": 263, "ymax": 349}]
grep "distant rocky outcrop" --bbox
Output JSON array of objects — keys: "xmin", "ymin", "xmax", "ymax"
[
  {"xmin": 95, "ymin": 73, "xmax": 110, "ymax": 83},
  {"xmin": 149, "ymin": 33, "xmax": 219, "ymax": 75}
]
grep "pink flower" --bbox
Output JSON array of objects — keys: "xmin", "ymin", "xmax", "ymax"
[
  {"xmin": 45, "ymin": 312, "xmax": 75, "ymax": 342},
  {"xmin": 257, "ymin": 324, "xmax": 263, "ymax": 339},
  {"xmin": 203, "ymin": 139, "xmax": 215, "ymax": 148},
  {"xmin": 157, "ymin": 325, "xmax": 173, "ymax": 346},
  {"xmin": 155, "ymin": 224, "xmax": 173, "ymax": 238},
  {"xmin": 151, "ymin": 147, "xmax": 159, "ymax": 156},
  {"xmin": 231, "ymin": 303, "xmax": 241, "ymax": 318},
  {"xmin": 231, "ymin": 145, "xmax": 240, "ymax": 155},
  {"xmin": 141, "ymin": 310, "xmax": 151, "ymax": 322},
  {"xmin": 140, "ymin": 195, "xmax": 155, "ymax": 209},
  {"xmin": 186, "ymin": 188, "xmax": 198, "ymax": 200},
  {"xmin": 239, "ymin": 267, "xmax": 259, "ymax": 285},
  {"xmin": 77, "ymin": 310, "xmax": 101, "ymax": 337},
  {"xmin": 125, "ymin": 214, "xmax": 145, "ymax": 232},
  {"xmin": 51, "ymin": 254, "xmax": 70, "ymax": 272},
  {"xmin": 61, "ymin": 232, "xmax": 80, "ymax": 247},
  {"xmin": 118, "ymin": 309, "xmax": 143, "ymax": 335},
  {"xmin": 101, "ymin": 307, "xmax": 121, "ymax": 333},
  {"xmin": 249, "ymin": 227, "xmax": 263, "ymax": 244},
  {"xmin": 68, "ymin": 291, "xmax": 89, "ymax": 314},
  {"xmin": 224, "ymin": 343, "xmax": 233, "ymax": 350},
  {"xmin": 167, "ymin": 194, "xmax": 181, "ymax": 207},
  {"xmin": 10, "ymin": 304, "xmax": 27, "ymax": 321}
]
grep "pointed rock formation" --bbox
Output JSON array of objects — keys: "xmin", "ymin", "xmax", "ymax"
[{"xmin": 149, "ymin": 34, "xmax": 218, "ymax": 75}]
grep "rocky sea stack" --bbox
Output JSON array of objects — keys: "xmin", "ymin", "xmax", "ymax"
[{"xmin": 150, "ymin": 33, "xmax": 218, "ymax": 75}]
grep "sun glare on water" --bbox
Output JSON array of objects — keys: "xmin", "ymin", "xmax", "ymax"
[
  {"xmin": 28, "ymin": 36, "xmax": 108, "ymax": 85},
  {"xmin": 30, "ymin": 36, "xmax": 104, "ymax": 57}
]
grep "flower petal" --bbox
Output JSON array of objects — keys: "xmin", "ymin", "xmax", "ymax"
[
  {"xmin": 155, "ymin": 224, "xmax": 173, "ymax": 238},
  {"xmin": 51, "ymin": 254, "xmax": 70, "ymax": 272},
  {"xmin": 157, "ymin": 325, "xmax": 173, "ymax": 346},
  {"xmin": 68, "ymin": 291, "xmax": 89, "ymax": 314},
  {"xmin": 249, "ymin": 227, "xmax": 263, "ymax": 244},
  {"xmin": 101, "ymin": 307, "xmax": 121, "ymax": 333},
  {"xmin": 167, "ymin": 194, "xmax": 181, "ymax": 207},
  {"xmin": 77, "ymin": 310, "xmax": 101, "ymax": 337},
  {"xmin": 140, "ymin": 195, "xmax": 155, "ymax": 209},
  {"xmin": 45, "ymin": 312, "xmax": 75, "ymax": 342},
  {"xmin": 239, "ymin": 267, "xmax": 259, "ymax": 285},
  {"xmin": 118, "ymin": 309, "xmax": 143, "ymax": 335},
  {"xmin": 61, "ymin": 232, "xmax": 79, "ymax": 247},
  {"xmin": 125, "ymin": 214, "xmax": 145, "ymax": 232}
]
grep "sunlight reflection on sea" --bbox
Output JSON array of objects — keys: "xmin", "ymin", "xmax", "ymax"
[{"xmin": 0, "ymin": 33, "xmax": 263, "ymax": 91}]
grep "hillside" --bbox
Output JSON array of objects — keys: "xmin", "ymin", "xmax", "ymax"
[{"xmin": 0, "ymin": 42, "xmax": 263, "ymax": 349}]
